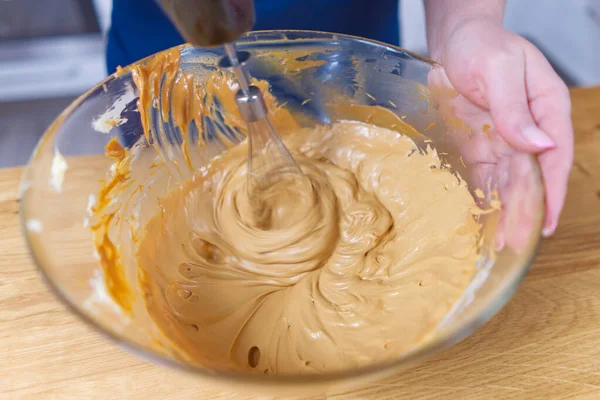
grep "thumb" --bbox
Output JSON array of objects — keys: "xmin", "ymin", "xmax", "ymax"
[{"xmin": 482, "ymin": 54, "xmax": 556, "ymax": 153}]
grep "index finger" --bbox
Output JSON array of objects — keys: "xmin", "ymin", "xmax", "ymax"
[{"xmin": 524, "ymin": 43, "xmax": 574, "ymax": 236}]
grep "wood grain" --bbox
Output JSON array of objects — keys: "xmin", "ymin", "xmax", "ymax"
[{"xmin": 2, "ymin": 88, "xmax": 600, "ymax": 399}]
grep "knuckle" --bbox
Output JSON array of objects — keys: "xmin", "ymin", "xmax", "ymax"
[
  {"xmin": 470, "ymin": 48, "xmax": 522, "ymax": 76},
  {"xmin": 487, "ymin": 48, "xmax": 523, "ymax": 71},
  {"xmin": 532, "ymin": 89, "xmax": 572, "ymax": 122}
]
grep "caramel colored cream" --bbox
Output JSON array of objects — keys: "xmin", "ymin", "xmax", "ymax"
[
  {"xmin": 92, "ymin": 48, "xmax": 482, "ymax": 375},
  {"xmin": 136, "ymin": 121, "xmax": 479, "ymax": 374}
]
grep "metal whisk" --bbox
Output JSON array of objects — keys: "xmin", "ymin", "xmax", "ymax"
[
  {"xmin": 219, "ymin": 45, "xmax": 302, "ymax": 190},
  {"xmin": 158, "ymin": 0, "xmax": 303, "ymax": 190}
]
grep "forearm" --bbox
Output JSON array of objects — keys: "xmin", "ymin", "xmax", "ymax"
[{"xmin": 424, "ymin": 0, "xmax": 506, "ymax": 60}]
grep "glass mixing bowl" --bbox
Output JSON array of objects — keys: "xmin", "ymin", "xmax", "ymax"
[{"xmin": 20, "ymin": 31, "xmax": 544, "ymax": 395}]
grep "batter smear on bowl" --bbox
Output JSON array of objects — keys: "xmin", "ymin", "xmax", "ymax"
[{"xmin": 91, "ymin": 50, "xmax": 484, "ymax": 375}]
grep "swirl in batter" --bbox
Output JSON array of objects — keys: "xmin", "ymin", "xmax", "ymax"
[{"xmin": 135, "ymin": 120, "xmax": 480, "ymax": 374}]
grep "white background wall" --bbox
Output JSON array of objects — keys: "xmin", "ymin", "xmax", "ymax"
[
  {"xmin": 92, "ymin": 0, "xmax": 112, "ymax": 34},
  {"xmin": 401, "ymin": 0, "xmax": 600, "ymax": 86}
]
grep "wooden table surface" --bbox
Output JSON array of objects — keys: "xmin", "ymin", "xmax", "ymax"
[{"xmin": 2, "ymin": 87, "xmax": 600, "ymax": 399}]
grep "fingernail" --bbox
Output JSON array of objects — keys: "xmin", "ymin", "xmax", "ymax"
[
  {"xmin": 542, "ymin": 221, "xmax": 556, "ymax": 237},
  {"xmin": 522, "ymin": 125, "xmax": 556, "ymax": 150}
]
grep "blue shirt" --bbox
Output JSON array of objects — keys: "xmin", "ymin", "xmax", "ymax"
[{"xmin": 106, "ymin": 0, "xmax": 399, "ymax": 73}]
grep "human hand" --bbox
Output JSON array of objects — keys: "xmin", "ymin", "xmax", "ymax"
[{"xmin": 429, "ymin": 18, "xmax": 573, "ymax": 237}]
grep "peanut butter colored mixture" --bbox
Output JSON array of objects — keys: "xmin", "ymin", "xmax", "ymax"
[
  {"xmin": 137, "ymin": 120, "xmax": 480, "ymax": 374},
  {"xmin": 92, "ymin": 48, "xmax": 483, "ymax": 375}
]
